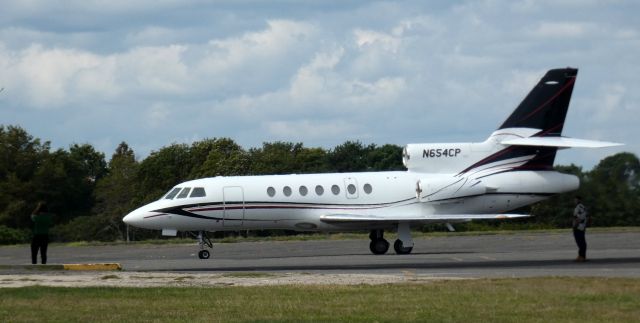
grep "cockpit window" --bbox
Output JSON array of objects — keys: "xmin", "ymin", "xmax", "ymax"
[
  {"xmin": 190, "ymin": 187, "xmax": 206, "ymax": 198},
  {"xmin": 164, "ymin": 188, "xmax": 182, "ymax": 200},
  {"xmin": 176, "ymin": 187, "xmax": 191, "ymax": 199}
]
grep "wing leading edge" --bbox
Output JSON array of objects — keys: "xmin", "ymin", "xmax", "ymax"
[{"xmin": 501, "ymin": 136, "xmax": 623, "ymax": 148}]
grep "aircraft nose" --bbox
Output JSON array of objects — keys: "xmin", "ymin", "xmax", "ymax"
[{"xmin": 123, "ymin": 210, "xmax": 143, "ymax": 226}]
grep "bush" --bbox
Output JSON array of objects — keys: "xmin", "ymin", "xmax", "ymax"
[
  {"xmin": 0, "ymin": 225, "xmax": 30, "ymax": 244},
  {"xmin": 50, "ymin": 215, "xmax": 121, "ymax": 242}
]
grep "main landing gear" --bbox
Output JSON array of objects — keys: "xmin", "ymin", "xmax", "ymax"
[
  {"xmin": 369, "ymin": 229, "xmax": 390, "ymax": 255},
  {"xmin": 192, "ymin": 231, "xmax": 213, "ymax": 259},
  {"xmin": 368, "ymin": 223, "xmax": 414, "ymax": 255},
  {"xmin": 393, "ymin": 239, "xmax": 413, "ymax": 254}
]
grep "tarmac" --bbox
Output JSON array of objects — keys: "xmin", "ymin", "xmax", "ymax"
[{"xmin": 1, "ymin": 230, "xmax": 639, "ymax": 285}]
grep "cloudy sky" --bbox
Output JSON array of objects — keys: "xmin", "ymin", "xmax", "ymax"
[{"xmin": 0, "ymin": 0, "xmax": 637, "ymax": 168}]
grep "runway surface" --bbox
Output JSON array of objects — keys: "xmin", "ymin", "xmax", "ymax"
[{"xmin": 1, "ymin": 230, "xmax": 640, "ymax": 278}]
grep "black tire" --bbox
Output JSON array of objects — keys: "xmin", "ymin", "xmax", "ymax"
[
  {"xmin": 198, "ymin": 250, "xmax": 210, "ymax": 259},
  {"xmin": 369, "ymin": 239, "xmax": 390, "ymax": 255},
  {"xmin": 394, "ymin": 239, "xmax": 413, "ymax": 254}
]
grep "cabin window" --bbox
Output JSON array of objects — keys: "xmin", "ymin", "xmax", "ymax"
[
  {"xmin": 283, "ymin": 186, "xmax": 292, "ymax": 197},
  {"xmin": 331, "ymin": 185, "xmax": 340, "ymax": 195},
  {"xmin": 315, "ymin": 185, "xmax": 324, "ymax": 196},
  {"xmin": 347, "ymin": 184, "xmax": 356, "ymax": 194},
  {"xmin": 267, "ymin": 187, "xmax": 276, "ymax": 197},
  {"xmin": 177, "ymin": 187, "xmax": 191, "ymax": 199},
  {"xmin": 164, "ymin": 188, "xmax": 181, "ymax": 200},
  {"xmin": 363, "ymin": 183, "xmax": 372, "ymax": 194},
  {"xmin": 190, "ymin": 187, "xmax": 206, "ymax": 198},
  {"xmin": 299, "ymin": 186, "xmax": 308, "ymax": 196}
]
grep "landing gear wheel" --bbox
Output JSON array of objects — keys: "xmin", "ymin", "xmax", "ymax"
[
  {"xmin": 198, "ymin": 250, "xmax": 210, "ymax": 259},
  {"xmin": 369, "ymin": 239, "xmax": 390, "ymax": 255},
  {"xmin": 393, "ymin": 239, "xmax": 413, "ymax": 254},
  {"xmin": 191, "ymin": 231, "xmax": 213, "ymax": 259}
]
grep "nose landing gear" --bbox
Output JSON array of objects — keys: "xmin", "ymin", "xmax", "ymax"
[
  {"xmin": 193, "ymin": 231, "xmax": 213, "ymax": 259},
  {"xmin": 198, "ymin": 249, "xmax": 210, "ymax": 259}
]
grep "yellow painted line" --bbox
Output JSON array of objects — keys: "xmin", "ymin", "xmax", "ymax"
[{"xmin": 63, "ymin": 263, "xmax": 122, "ymax": 271}]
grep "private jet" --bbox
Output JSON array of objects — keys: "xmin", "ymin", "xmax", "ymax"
[{"xmin": 123, "ymin": 68, "xmax": 621, "ymax": 259}]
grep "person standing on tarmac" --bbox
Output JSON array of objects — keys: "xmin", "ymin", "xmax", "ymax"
[
  {"xmin": 572, "ymin": 196, "xmax": 589, "ymax": 262},
  {"xmin": 31, "ymin": 202, "xmax": 54, "ymax": 264}
]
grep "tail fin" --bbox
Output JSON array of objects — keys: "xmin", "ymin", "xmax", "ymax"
[
  {"xmin": 464, "ymin": 68, "xmax": 576, "ymax": 173},
  {"xmin": 499, "ymin": 68, "xmax": 578, "ymax": 136}
]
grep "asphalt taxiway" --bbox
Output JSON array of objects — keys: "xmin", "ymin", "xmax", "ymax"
[{"xmin": 1, "ymin": 231, "xmax": 639, "ymax": 278}]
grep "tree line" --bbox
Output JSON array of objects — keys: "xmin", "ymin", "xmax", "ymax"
[{"xmin": 0, "ymin": 125, "xmax": 638, "ymax": 244}]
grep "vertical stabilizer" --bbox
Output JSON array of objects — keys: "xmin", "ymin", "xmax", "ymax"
[
  {"xmin": 499, "ymin": 68, "xmax": 578, "ymax": 136},
  {"xmin": 462, "ymin": 68, "xmax": 580, "ymax": 174}
]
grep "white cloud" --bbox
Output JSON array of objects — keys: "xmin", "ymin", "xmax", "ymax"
[
  {"xmin": 0, "ymin": 44, "xmax": 109, "ymax": 108},
  {"xmin": 0, "ymin": 1, "xmax": 638, "ymax": 169},
  {"xmin": 119, "ymin": 45, "xmax": 189, "ymax": 95},
  {"xmin": 201, "ymin": 20, "xmax": 316, "ymax": 72},
  {"xmin": 124, "ymin": 26, "xmax": 183, "ymax": 46},
  {"xmin": 530, "ymin": 22, "xmax": 590, "ymax": 38},
  {"xmin": 592, "ymin": 84, "xmax": 626, "ymax": 122},
  {"xmin": 289, "ymin": 48, "xmax": 345, "ymax": 105},
  {"xmin": 354, "ymin": 29, "xmax": 400, "ymax": 52},
  {"xmin": 503, "ymin": 68, "xmax": 547, "ymax": 98},
  {"xmin": 147, "ymin": 102, "xmax": 171, "ymax": 127},
  {"xmin": 265, "ymin": 119, "xmax": 356, "ymax": 140}
]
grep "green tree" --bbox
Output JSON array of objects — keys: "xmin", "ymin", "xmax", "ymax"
[
  {"xmin": 0, "ymin": 126, "xmax": 105, "ymax": 232},
  {"xmin": 296, "ymin": 147, "xmax": 330, "ymax": 173},
  {"xmin": 0, "ymin": 126, "xmax": 50, "ymax": 229},
  {"xmin": 249, "ymin": 142, "xmax": 304, "ymax": 175},
  {"xmin": 191, "ymin": 138, "xmax": 250, "ymax": 178},
  {"xmin": 92, "ymin": 142, "xmax": 139, "ymax": 240},
  {"xmin": 328, "ymin": 141, "xmax": 374, "ymax": 172},
  {"xmin": 137, "ymin": 143, "xmax": 191, "ymax": 202},
  {"xmin": 69, "ymin": 143, "xmax": 107, "ymax": 182},
  {"xmin": 585, "ymin": 153, "xmax": 640, "ymax": 226},
  {"xmin": 367, "ymin": 144, "xmax": 406, "ymax": 171}
]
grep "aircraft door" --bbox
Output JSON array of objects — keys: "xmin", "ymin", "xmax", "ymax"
[
  {"xmin": 343, "ymin": 177, "xmax": 359, "ymax": 199},
  {"xmin": 223, "ymin": 186, "xmax": 244, "ymax": 227}
]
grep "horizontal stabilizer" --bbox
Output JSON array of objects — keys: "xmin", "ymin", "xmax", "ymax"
[
  {"xmin": 320, "ymin": 213, "xmax": 530, "ymax": 223},
  {"xmin": 502, "ymin": 137, "xmax": 623, "ymax": 148}
]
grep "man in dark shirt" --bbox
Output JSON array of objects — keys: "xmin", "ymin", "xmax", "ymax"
[
  {"xmin": 31, "ymin": 202, "xmax": 54, "ymax": 264},
  {"xmin": 573, "ymin": 196, "xmax": 588, "ymax": 262}
]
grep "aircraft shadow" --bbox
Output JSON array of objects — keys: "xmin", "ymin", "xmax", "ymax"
[{"xmin": 244, "ymin": 251, "xmax": 476, "ymax": 260}]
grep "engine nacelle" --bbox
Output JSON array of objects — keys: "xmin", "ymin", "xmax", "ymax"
[
  {"xmin": 416, "ymin": 171, "xmax": 578, "ymax": 204},
  {"xmin": 403, "ymin": 141, "xmax": 495, "ymax": 173},
  {"xmin": 482, "ymin": 170, "xmax": 579, "ymax": 194}
]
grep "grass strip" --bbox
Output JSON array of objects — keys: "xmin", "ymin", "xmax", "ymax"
[{"xmin": 0, "ymin": 277, "xmax": 639, "ymax": 322}]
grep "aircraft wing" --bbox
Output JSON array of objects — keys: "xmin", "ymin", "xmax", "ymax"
[
  {"xmin": 501, "ymin": 136, "xmax": 623, "ymax": 148},
  {"xmin": 319, "ymin": 213, "xmax": 530, "ymax": 223}
]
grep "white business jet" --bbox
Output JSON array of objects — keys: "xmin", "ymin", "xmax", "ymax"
[{"xmin": 123, "ymin": 68, "xmax": 621, "ymax": 259}]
